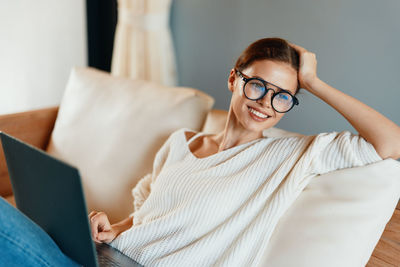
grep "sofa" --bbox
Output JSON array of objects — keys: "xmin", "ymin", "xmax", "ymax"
[{"xmin": 0, "ymin": 67, "xmax": 399, "ymax": 266}]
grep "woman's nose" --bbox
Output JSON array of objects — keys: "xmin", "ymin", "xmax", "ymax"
[{"xmin": 256, "ymin": 89, "xmax": 274, "ymax": 108}]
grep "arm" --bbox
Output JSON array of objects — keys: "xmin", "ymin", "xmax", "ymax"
[
  {"xmin": 111, "ymin": 216, "xmax": 133, "ymax": 235},
  {"xmin": 289, "ymin": 43, "xmax": 400, "ymax": 160},
  {"xmin": 88, "ymin": 131, "xmax": 176, "ymax": 243}
]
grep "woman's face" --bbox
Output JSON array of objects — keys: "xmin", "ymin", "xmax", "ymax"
[{"xmin": 228, "ymin": 59, "xmax": 298, "ymax": 133}]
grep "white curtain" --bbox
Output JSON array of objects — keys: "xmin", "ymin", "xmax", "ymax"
[{"xmin": 111, "ymin": 0, "xmax": 178, "ymax": 86}]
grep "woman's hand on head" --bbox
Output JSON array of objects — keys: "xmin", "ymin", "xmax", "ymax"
[
  {"xmin": 288, "ymin": 42, "xmax": 319, "ymax": 91},
  {"xmin": 88, "ymin": 211, "xmax": 118, "ymax": 243}
]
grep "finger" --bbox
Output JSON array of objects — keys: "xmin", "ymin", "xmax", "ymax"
[
  {"xmin": 288, "ymin": 42, "xmax": 308, "ymax": 53},
  {"xmin": 90, "ymin": 215, "xmax": 100, "ymax": 241},
  {"xmin": 97, "ymin": 231, "xmax": 115, "ymax": 243},
  {"xmin": 288, "ymin": 42, "xmax": 304, "ymax": 50},
  {"xmin": 88, "ymin": 211, "xmax": 98, "ymax": 220},
  {"xmin": 92, "ymin": 212, "xmax": 112, "ymax": 240},
  {"xmin": 89, "ymin": 211, "xmax": 97, "ymax": 216},
  {"xmin": 97, "ymin": 212, "xmax": 112, "ymax": 230}
]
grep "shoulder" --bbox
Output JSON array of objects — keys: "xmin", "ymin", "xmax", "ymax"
[
  {"xmin": 161, "ymin": 127, "xmax": 200, "ymax": 147},
  {"xmin": 261, "ymin": 133, "xmax": 308, "ymax": 145},
  {"xmin": 184, "ymin": 130, "xmax": 197, "ymax": 142},
  {"xmin": 156, "ymin": 128, "xmax": 187, "ymax": 153},
  {"xmin": 254, "ymin": 135, "xmax": 312, "ymax": 157},
  {"xmin": 176, "ymin": 127, "xmax": 206, "ymax": 142},
  {"xmin": 257, "ymin": 130, "xmax": 357, "ymax": 148},
  {"xmin": 168, "ymin": 127, "xmax": 194, "ymax": 139},
  {"xmin": 311, "ymin": 130, "xmax": 358, "ymax": 144},
  {"xmin": 304, "ymin": 130, "xmax": 370, "ymax": 154}
]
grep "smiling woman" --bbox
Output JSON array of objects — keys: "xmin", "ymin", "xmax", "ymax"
[
  {"xmin": 96, "ymin": 38, "xmax": 400, "ymax": 266},
  {"xmin": 211, "ymin": 38, "xmax": 302, "ymax": 149},
  {"xmin": 1, "ymin": 37, "xmax": 399, "ymax": 267},
  {"xmin": 215, "ymin": 37, "xmax": 400, "ymax": 160}
]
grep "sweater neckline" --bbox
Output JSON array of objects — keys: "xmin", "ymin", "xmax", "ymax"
[{"xmin": 181, "ymin": 128, "xmax": 266, "ymax": 161}]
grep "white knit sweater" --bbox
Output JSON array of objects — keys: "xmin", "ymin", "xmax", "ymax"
[{"xmin": 109, "ymin": 127, "xmax": 382, "ymax": 266}]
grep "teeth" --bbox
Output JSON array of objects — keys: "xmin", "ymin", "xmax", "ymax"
[{"xmin": 249, "ymin": 107, "xmax": 269, "ymax": 118}]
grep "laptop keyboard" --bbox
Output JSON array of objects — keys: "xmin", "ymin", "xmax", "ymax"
[
  {"xmin": 96, "ymin": 242, "xmax": 143, "ymax": 267},
  {"xmin": 98, "ymin": 253, "xmax": 124, "ymax": 267}
]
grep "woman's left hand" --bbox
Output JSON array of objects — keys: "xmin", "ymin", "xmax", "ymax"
[{"xmin": 288, "ymin": 42, "xmax": 319, "ymax": 91}]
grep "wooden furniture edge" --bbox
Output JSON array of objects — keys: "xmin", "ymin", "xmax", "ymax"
[
  {"xmin": 0, "ymin": 106, "xmax": 59, "ymax": 197},
  {"xmin": 367, "ymin": 205, "xmax": 400, "ymax": 266}
]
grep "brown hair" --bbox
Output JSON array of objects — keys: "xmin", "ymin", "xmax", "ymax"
[{"xmin": 234, "ymin": 37, "xmax": 300, "ymax": 94}]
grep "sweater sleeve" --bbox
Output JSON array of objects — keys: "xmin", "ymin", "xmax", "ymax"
[
  {"xmin": 130, "ymin": 130, "xmax": 176, "ymax": 214},
  {"xmin": 309, "ymin": 131, "xmax": 383, "ymax": 175},
  {"xmin": 131, "ymin": 173, "xmax": 153, "ymax": 214}
]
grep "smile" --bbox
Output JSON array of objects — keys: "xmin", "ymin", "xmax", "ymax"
[{"xmin": 248, "ymin": 106, "xmax": 270, "ymax": 121}]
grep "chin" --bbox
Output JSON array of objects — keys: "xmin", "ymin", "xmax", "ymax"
[{"xmin": 243, "ymin": 119, "xmax": 270, "ymax": 133}]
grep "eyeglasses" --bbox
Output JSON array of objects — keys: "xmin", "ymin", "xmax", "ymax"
[{"xmin": 235, "ymin": 69, "xmax": 299, "ymax": 113}]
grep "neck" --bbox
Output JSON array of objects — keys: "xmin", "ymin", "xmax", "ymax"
[{"xmin": 213, "ymin": 107, "xmax": 263, "ymax": 152}]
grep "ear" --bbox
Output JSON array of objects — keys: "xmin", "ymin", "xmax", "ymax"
[{"xmin": 227, "ymin": 68, "xmax": 236, "ymax": 93}]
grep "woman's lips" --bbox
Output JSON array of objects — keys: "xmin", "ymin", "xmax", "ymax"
[{"xmin": 247, "ymin": 106, "xmax": 270, "ymax": 122}]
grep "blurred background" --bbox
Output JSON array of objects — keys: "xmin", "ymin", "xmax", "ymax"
[{"xmin": 0, "ymin": 0, "xmax": 399, "ymax": 136}]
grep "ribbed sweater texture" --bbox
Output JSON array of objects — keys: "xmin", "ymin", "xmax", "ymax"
[{"xmin": 109, "ymin": 127, "xmax": 382, "ymax": 266}]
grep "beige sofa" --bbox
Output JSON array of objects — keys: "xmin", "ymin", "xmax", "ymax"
[{"xmin": 0, "ymin": 67, "xmax": 399, "ymax": 266}]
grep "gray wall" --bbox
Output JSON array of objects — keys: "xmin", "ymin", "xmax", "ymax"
[{"xmin": 170, "ymin": 0, "xmax": 400, "ymax": 137}]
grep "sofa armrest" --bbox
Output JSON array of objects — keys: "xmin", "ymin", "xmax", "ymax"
[{"xmin": 0, "ymin": 106, "xmax": 59, "ymax": 197}]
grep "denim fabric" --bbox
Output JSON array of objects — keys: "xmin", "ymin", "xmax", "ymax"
[{"xmin": 0, "ymin": 197, "xmax": 81, "ymax": 267}]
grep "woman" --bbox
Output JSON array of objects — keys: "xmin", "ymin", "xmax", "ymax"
[
  {"xmin": 1, "ymin": 37, "xmax": 399, "ymax": 266},
  {"xmin": 88, "ymin": 38, "xmax": 400, "ymax": 266}
]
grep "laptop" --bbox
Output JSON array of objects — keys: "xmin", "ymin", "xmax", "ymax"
[{"xmin": 0, "ymin": 131, "xmax": 143, "ymax": 267}]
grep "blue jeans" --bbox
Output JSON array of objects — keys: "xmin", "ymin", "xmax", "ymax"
[{"xmin": 0, "ymin": 197, "xmax": 81, "ymax": 267}]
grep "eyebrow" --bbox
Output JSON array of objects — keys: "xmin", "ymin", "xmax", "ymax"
[{"xmin": 244, "ymin": 73, "xmax": 294, "ymax": 94}]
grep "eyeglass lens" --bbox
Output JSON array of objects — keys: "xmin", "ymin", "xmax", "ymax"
[{"xmin": 244, "ymin": 79, "xmax": 294, "ymax": 113}]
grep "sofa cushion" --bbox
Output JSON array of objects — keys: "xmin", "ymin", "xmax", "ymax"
[
  {"xmin": 46, "ymin": 67, "xmax": 214, "ymax": 222},
  {"xmin": 259, "ymin": 159, "xmax": 400, "ymax": 267}
]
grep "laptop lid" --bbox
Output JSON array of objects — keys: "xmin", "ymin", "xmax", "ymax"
[{"xmin": 0, "ymin": 131, "xmax": 98, "ymax": 267}]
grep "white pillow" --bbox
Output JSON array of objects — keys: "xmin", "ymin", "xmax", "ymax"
[
  {"xmin": 46, "ymin": 67, "xmax": 214, "ymax": 222},
  {"xmin": 259, "ymin": 158, "xmax": 400, "ymax": 267}
]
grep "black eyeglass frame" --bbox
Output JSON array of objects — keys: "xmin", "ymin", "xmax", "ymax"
[{"xmin": 235, "ymin": 69, "xmax": 299, "ymax": 113}]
